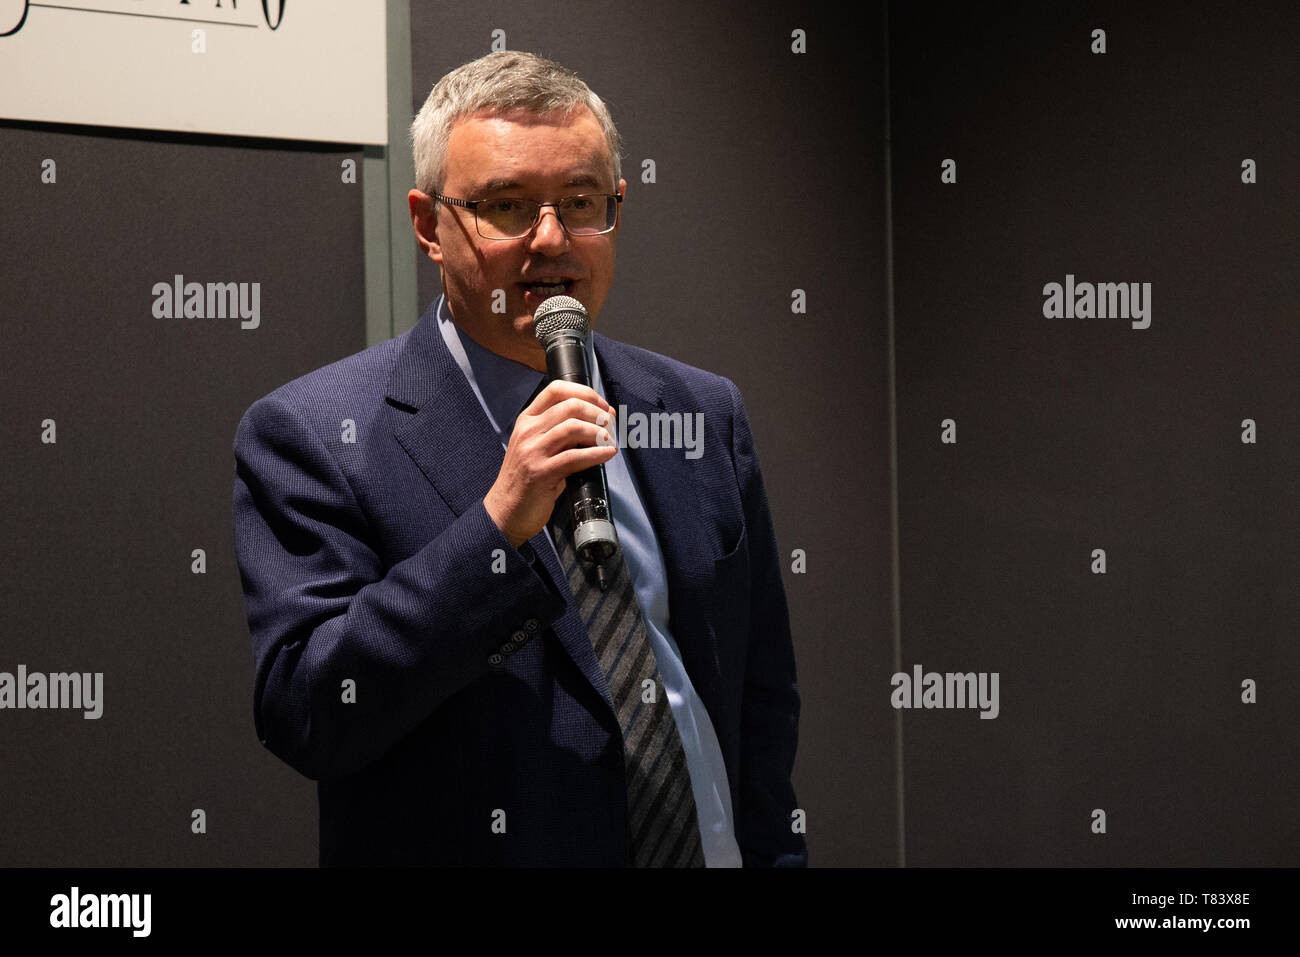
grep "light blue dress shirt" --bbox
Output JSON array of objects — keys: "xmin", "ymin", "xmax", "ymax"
[{"xmin": 435, "ymin": 295, "xmax": 742, "ymax": 867}]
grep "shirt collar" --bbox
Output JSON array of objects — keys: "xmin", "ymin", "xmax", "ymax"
[{"xmin": 435, "ymin": 294, "xmax": 603, "ymax": 441}]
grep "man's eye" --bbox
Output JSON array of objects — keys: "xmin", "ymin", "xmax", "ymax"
[
  {"xmin": 485, "ymin": 199, "xmax": 522, "ymax": 214},
  {"xmin": 568, "ymin": 197, "xmax": 594, "ymax": 211}
]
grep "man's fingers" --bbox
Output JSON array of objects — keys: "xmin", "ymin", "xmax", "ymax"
[
  {"xmin": 531, "ymin": 396, "xmax": 616, "ymax": 436},
  {"xmin": 490, "ymin": 379, "xmax": 617, "ymax": 545},
  {"xmin": 522, "ymin": 379, "xmax": 612, "ymax": 418},
  {"xmin": 550, "ymin": 443, "xmax": 618, "ymax": 478},
  {"xmin": 536, "ymin": 418, "xmax": 617, "ymax": 458}
]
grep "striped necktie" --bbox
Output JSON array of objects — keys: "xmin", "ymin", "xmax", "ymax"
[{"xmin": 549, "ymin": 493, "xmax": 706, "ymax": 867}]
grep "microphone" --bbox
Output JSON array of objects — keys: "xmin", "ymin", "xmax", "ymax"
[{"xmin": 532, "ymin": 295, "xmax": 619, "ymax": 586}]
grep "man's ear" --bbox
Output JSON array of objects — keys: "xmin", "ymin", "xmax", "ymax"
[
  {"xmin": 408, "ymin": 189, "xmax": 443, "ymax": 263},
  {"xmin": 615, "ymin": 178, "xmax": 627, "ymax": 229}
]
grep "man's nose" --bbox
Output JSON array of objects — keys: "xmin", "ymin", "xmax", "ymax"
[{"xmin": 528, "ymin": 205, "xmax": 569, "ymax": 253}]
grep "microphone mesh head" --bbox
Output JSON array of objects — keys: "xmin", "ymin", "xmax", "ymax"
[{"xmin": 532, "ymin": 295, "xmax": 590, "ymax": 343}]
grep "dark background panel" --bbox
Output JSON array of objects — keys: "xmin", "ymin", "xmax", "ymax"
[
  {"xmin": 0, "ymin": 124, "xmax": 366, "ymax": 865},
  {"xmin": 890, "ymin": 0, "xmax": 1300, "ymax": 864}
]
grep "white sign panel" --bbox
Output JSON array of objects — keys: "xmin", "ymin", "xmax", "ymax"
[{"xmin": 0, "ymin": 0, "xmax": 387, "ymax": 144}]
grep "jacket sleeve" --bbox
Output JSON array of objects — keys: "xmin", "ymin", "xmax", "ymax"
[
  {"xmin": 725, "ymin": 379, "xmax": 808, "ymax": 867},
  {"xmin": 231, "ymin": 395, "xmax": 567, "ymax": 782}
]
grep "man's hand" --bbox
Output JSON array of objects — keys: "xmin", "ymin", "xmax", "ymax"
[{"xmin": 484, "ymin": 380, "xmax": 618, "ymax": 547}]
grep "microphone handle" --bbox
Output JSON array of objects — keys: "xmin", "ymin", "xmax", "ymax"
[{"xmin": 543, "ymin": 333, "xmax": 619, "ymax": 567}]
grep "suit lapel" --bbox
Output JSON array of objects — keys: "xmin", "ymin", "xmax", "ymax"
[
  {"xmin": 386, "ymin": 308, "xmax": 505, "ymax": 516},
  {"xmin": 594, "ymin": 335, "xmax": 718, "ymax": 694},
  {"xmin": 385, "ymin": 307, "xmax": 613, "ymax": 710}
]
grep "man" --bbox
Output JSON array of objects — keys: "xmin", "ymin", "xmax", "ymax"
[{"xmin": 232, "ymin": 51, "xmax": 804, "ymax": 867}]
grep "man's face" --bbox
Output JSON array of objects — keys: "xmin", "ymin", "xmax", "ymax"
[{"xmin": 410, "ymin": 105, "xmax": 625, "ymax": 371}]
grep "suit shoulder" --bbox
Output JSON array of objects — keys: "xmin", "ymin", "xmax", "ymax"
[
  {"xmin": 259, "ymin": 333, "xmax": 408, "ymax": 408},
  {"xmin": 233, "ymin": 331, "xmax": 411, "ymax": 446}
]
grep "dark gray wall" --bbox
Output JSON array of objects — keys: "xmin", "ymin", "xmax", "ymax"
[
  {"xmin": 890, "ymin": 0, "xmax": 1299, "ymax": 864},
  {"xmin": 0, "ymin": 125, "xmax": 366, "ymax": 864}
]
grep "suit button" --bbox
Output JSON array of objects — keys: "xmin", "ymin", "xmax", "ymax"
[
  {"xmin": 523, "ymin": 618, "xmax": 540, "ymax": 633},
  {"xmin": 501, "ymin": 641, "xmax": 517, "ymax": 654},
  {"xmin": 488, "ymin": 653, "xmax": 505, "ymax": 668},
  {"xmin": 510, "ymin": 629, "xmax": 527, "ymax": 643}
]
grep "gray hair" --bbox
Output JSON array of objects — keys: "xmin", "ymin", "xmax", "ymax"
[{"xmin": 410, "ymin": 51, "xmax": 623, "ymax": 198}]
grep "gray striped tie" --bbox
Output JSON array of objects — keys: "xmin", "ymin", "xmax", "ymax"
[{"xmin": 549, "ymin": 495, "xmax": 706, "ymax": 867}]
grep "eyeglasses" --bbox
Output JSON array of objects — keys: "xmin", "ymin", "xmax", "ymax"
[{"xmin": 433, "ymin": 192, "xmax": 623, "ymax": 240}]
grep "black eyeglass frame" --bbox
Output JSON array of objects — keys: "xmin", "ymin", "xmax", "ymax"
[{"xmin": 432, "ymin": 191, "xmax": 624, "ymax": 240}]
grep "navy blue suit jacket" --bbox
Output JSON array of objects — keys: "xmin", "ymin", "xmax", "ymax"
[{"xmin": 231, "ymin": 301, "xmax": 805, "ymax": 866}]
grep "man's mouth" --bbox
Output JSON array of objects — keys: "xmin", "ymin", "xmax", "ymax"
[{"xmin": 520, "ymin": 279, "xmax": 576, "ymax": 302}]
